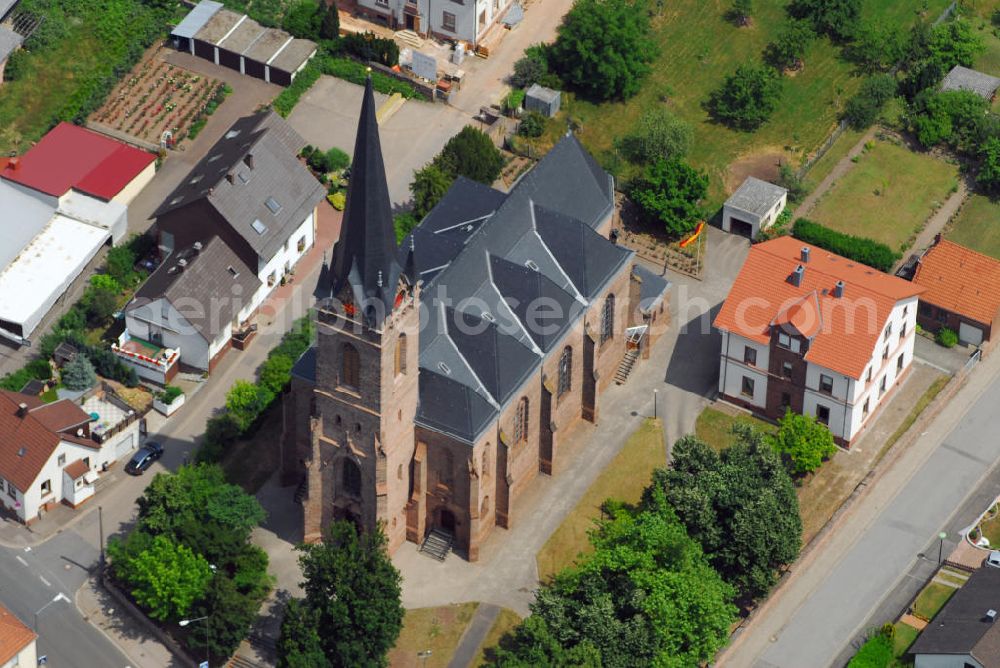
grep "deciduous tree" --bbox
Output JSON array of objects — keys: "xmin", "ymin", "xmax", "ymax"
[
  {"xmin": 647, "ymin": 425, "xmax": 802, "ymax": 602},
  {"xmin": 225, "ymin": 380, "xmax": 271, "ymax": 432},
  {"xmin": 977, "ymin": 137, "xmax": 1000, "ymax": 195},
  {"xmin": 848, "ymin": 20, "xmax": 905, "ymax": 73},
  {"xmin": 286, "ymin": 522, "xmax": 404, "ymax": 666},
  {"xmin": 628, "ymin": 158, "xmax": 707, "ymax": 237},
  {"xmin": 708, "ymin": 63, "xmax": 782, "ymax": 131},
  {"xmin": 789, "ymin": 0, "xmax": 861, "ymax": 42},
  {"xmin": 764, "ymin": 19, "xmax": 815, "ymax": 72},
  {"xmin": 770, "ymin": 409, "xmax": 838, "ymax": 475},
  {"xmin": 618, "ymin": 108, "xmax": 693, "ymax": 164},
  {"xmin": 115, "ymin": 534, "xmax": 212, "ymax": 621},
  {"xmin": 729, "ymin": 0, "xmax": 753, "ymax": 27},
  {"xmin": 549, "ymin": 0, "xmax": 658, "ymax": 101}
]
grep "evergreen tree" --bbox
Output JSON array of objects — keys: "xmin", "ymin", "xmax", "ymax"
[
  {"xmin": 62, "ymin": 354, "xmax": 97, "ymax": 390},
  {"xmin": 321, "ymin": 1, "xmax": 340, "ymax": 40}
]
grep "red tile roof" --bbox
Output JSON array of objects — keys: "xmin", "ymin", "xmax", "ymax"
[
  {"xmin": 714, "ymin": 236, "xmax": 923, "ymax": 379},
  {"xmin": 63, "ymin": 458, "xmax": 90, "ymax": 480},
  {"xmin": 0, "ymin": 604, "xmax": 35, "ymax": 666},
  {"xmin": 0, "ymin": 122, "xmax": 154, "ymax": 200},
  {"xmin": 0, "ymin": 392, "xmax": 59, "ymax": 495},
  {"xmin": 29, "ymin": 399, "xmax": 90, "ymax": 434},
  {"xmin": 913, "ymin": 239, "xmax": 1000, "ymax": 327}
]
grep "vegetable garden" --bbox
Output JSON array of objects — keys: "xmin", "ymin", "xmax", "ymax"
[{"xmin": 90, "ymin": 51, "xmax": 226, "ymax": 147}]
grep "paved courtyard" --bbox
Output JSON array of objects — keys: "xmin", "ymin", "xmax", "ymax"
[{"xmin": 288, "ymin": 76, "xmax": 472, "ymax": 207}]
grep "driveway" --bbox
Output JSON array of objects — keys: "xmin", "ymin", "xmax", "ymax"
[
  {"xmin": 393, "ymin": 226, "xmax": 750, "ymax": 615},
  {"xmin": 288, "ymin": 76, "xmax": 471, "ymax": 207}
]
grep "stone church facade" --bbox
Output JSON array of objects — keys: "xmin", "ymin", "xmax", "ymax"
[{"xmin": 281, "ymin": 78, "xmax": 670, "ymax": 560}]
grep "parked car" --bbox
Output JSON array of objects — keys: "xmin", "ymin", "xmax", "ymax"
[
  {"xmin": 986, "ymin": 550, "xmax": 1000, "ymax": 568},
  {"xmin": 124, "ymin": 442, "xmax": 164, "ymax": 475}
]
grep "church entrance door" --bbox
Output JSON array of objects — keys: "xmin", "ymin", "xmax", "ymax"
[{"xmin": 438, "ymin": 508, "xmax": 457, "ymax": 534}]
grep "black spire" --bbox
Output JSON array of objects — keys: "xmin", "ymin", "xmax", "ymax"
[{"xmin": 330, "ymin": 75, "xmax": 402, "ymax": 324}]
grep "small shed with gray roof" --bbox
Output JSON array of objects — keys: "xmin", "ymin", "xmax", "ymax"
[
  {"xmin": 941, "ymin": 65, "xmax": 1000, "ymax": 101},
  {"xmin": 525, "ymin": 83, "xmax": 561, "ymax": 117},
  {"xmin": 172, "ymin": 0, "xmax": 316, "ymax": 86},
  {"xmin": 722, "ymin": 176, "xmax": 788, "ymax": 239}
]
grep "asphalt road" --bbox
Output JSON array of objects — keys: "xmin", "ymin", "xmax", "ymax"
[
  {"xmin": 740, "ymin": 366, "xmax": 1000, "ymax": 667},
  {"xmin": 0, "ymin": 532, "xmax": 129, "ymax": 667}
]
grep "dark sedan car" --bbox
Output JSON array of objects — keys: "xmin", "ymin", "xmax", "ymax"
[{"xmin": 124, "ymin": 441, "xmax": 164, "ymax": 475}]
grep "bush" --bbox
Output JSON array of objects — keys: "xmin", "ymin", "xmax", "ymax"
[
  {"xmin": 158, "ymin": 385, "xmax": 183, "ymax": 405},
  {"xmin": 505, "ymin": 88, "xmax": 526, "ymax": 113},
  {"xmin": 777, "ymin": 163, "xmax": 808, "ymax": 203},
  {"xmin": 842, "ymin": 74, "xmax": 897, "ymax": 130},
  {"xmin": 708, "ymin": 63, "xmax": 782, "ymax": 131},
  {"xmin": 628, "ymin": 158, "xmax": 708, "ymax": 237},
  {"xmin": 283, "ymin": 0, "xmax": 323, "ymax": 39},
  {"xmin": 90, "ymin": 274, "xmax": 121, "ymax": 293},
  {"xmin": 510, "ymin": 44, "xmax": 552, "ymax": 88},
  {"xmin": 935, "ymin": 327, "xmax": 958, "ymax": 348},
  {"xmin": 328, "ymin": 191, "xmax": 346, "ymax": 210},
  {"xmin": 791, "ymin": 218, "xmax": 900, "ymax": 272},
  {"xmin": 518, "ymin": 111, "xmax": 546, "ymax": 138},
  {"xmin": 342, "ymin": 31, "xmax": 400, "ymax": 67},
  {"xmin": 308, "ymin": 146, "xmax": 350, "ymax": 173},
  {"xmin": 769, "ymin": 409, "xmax": 837, "ymax": 475},
  {"xmin": 319, "ymin": 56, "xmax": 416, "ymax": 97},
  {"xmin": 273, "ymin": 61, "xmax": 323, "ymax": 117},
  {"xmin": 847, "ymin": 631, "xmax": 893, "ymax": 668},
  {"xmin": 0, "ymin": 368, "xmax": 35, "ymax": 392}
]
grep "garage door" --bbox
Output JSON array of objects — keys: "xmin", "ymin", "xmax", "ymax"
[
  {"xmin": 730, "ymin": 218, "xmax": 754, "ymax": 238},
  {"xmin": 114, "ymin": 433, "xmax": 136, "ymax": 460},
  {"xmin": 959, "ymin": 321, "xmax": 984, "ymax": 346}
]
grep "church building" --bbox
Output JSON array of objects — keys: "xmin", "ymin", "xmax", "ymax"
[{"xmin": 281, "ymin": 78, "xmax": 670, "ymax": 560}]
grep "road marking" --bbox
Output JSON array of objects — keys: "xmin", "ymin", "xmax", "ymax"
[
  {"xmin": 39, "ymin": 576, "xmax": 50, "ymax": 587},
  {"xmin": 15, "ymin": 556, "xmax": 27, "ymax": 567}
]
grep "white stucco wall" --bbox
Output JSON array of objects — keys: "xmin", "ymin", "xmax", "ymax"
[
  {"xmin": 126, "ymin": 299, "xmax": 211, "ymax": 370},
  {"xmin": 0, "ymin": 636, "xmax": 36, "ymax": 668},
  {"xmin": 718, "ymin": 331, "xmax": 769, "ymax": 408},
  {"xmin": 252, "ymin": 211, "xmax": 314, "ymax": 312}
]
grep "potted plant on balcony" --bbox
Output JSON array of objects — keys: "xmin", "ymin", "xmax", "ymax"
[{"xmin": 153, "ymin": 384, "xmax": 185, "ymax": 417}]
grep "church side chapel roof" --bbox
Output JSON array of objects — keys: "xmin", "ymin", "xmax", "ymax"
[{"xmin": 410, "ymin": 135, "xmax": 631, "ymax": 444}]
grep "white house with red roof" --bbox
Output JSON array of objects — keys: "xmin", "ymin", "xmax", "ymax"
[
  {"xmin": 0, "ymin": 123, "xmax": 155, "ymax": 344},
  {"xmin": 0, "ymin": 388, "xmax": 141, "ymax": 523},
  {"xmin": 714, "ymin": 237, "xmax": 924, "ymax": 445},
  {"xmin": 0, "ymin": 604, "xmax": 36, "ymax": 668}
]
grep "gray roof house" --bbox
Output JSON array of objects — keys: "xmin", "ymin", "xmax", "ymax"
[
  {"xmin": 153, "ymin": 110, "xmax": 326, "ymax": 277},
  {"xmin": 722, "ymin": 176, "xmax": 788, "ymax": 239},
  {"xmin": 123, "ymin": 236, "xmax": 261, "ymax": 371},
  {"xmin": 910, "ymin": 566, "xmax": 1000, "ymax": 668},
  {"xmin": 941, "ymin": 65, "xmax": 1000, "ymax": 100}
]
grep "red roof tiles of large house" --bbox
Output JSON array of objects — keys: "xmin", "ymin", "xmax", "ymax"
[
  {"xmin": 0, "ymin": 122, "xmax": 154, "ymax": 200},
  {"xmin": 714, "ymin": 236, "xmax": 923, "ymax": 379},
  {"xmin": 913, "ymin": 239, "xmax": 1000, "ymax": 327}
]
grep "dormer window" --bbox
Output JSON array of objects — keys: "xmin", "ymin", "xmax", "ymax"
[{"xmin": 777, "ymin": 332, "xmax": 791, "ymax": 349}]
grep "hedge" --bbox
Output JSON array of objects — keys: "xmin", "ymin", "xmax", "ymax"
[{"xmin": 791, "ymin": 218, "xmax": 900, "ymax": 273}]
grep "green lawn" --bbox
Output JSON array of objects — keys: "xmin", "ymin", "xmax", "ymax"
[
  {"xmin": 388, "ymin": 604, "xmax": 479, "ymax": 668},
  {"xmin": 535, "ymin": 418, "xmax": 665, "ymax": 581},
  {"xmin": 912, "ymin": 582, "xmax": 957, "ymax": 621},
  {"xmin": 807, "ymin": 138, "xmax": 959, "ymax": 251},
  {"xmin": 695, "ymin": 406, "xmax": 777, "ymax": 452},
  {"xmin": 893, "ymin": 621, "xmax": 920, "ymax": 657},
  {"xmin": 947, "ymin": 193, "xmax": 1000, "ymax": 259},
  {"xmin": 803, "ymin": 127, "xmax": 866, "ymax": 192},
  {"xmin": 471, "ymin": 608, "xmax": 523, "ymax": 667},
  {"xmin": 563, "ymin": 0, "xmax": 948, "ymax": 208}
]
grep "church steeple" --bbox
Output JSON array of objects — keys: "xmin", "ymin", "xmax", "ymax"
[{"xmin": 330, "ymin": 75, "xmax": 402, "ymax": 325}]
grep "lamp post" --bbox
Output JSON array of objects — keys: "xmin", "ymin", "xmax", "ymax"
[
  {"xmin": 179, "ymin": 616, "xmax": 210, "ymax": 667},
  {"xmin": 653, "ymin": 389, "xmax": 658, "ymax": 420},
  {"xmin": 34, "ymin": 593, "xmax": 69, "ymax": 630},
  {"xmin": 939, "ymin": 531, "xmax": 948, "ymax": 564},
  {"xmin": 418, "ymin": 650, "xmax": 432, "ymax": 667}
]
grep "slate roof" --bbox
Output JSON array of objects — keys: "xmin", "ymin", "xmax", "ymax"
[
  {"xmin": 941, "ymin": 65, "xmax": 1000, "ymax": 100},
  {"xmin": 129, "ymin": 236, "xmax": 261, "ymax": 342},
  {"xmin": 910, "ymin": 566, "xmax": 1000, "ymax": 664},
  {"xmin": 291, "ymin": 346, "xmax": 316, "ymax": 383},
  {"xmin": 725, "ymin": 176, "xmax": 787, "ymax": 218},
  {"xmin": 330, "ymin": 77, "xmax": 404, "ymax": 323},
  {"xmin": 913, "ymin": 238, "xmax": 1000, "ymax": 326},
  {"xmin": 0, "ymin": 604, "xmax": 35, "ymax": 667},
  {"xmin": 154, "ymin": 110, "xmax": 325, "ymax": 264},
  {"xmin": 0, "ymin": 25, "xmax": 22, "ymax": 62},
  {"xmin": 633, "ymin": 264, "xmax": 670, "ymax": 313},
  {"xmin": 406, "ymin": 135, "xmax": 630, "ymax": 443},
  {"xmin": 714, "ymin": 236, "xmax": 923, "ymax": 379}
]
